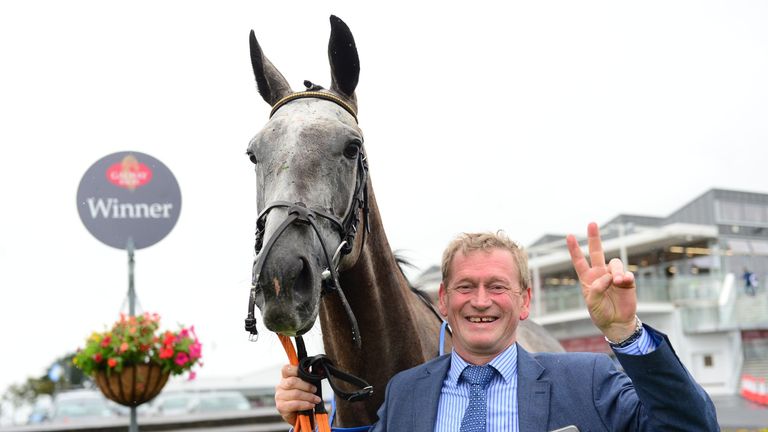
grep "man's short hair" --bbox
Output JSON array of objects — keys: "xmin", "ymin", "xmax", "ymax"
[{"xmin": 441, "ymin": 231, "xmax": 531, "ymax": 290}]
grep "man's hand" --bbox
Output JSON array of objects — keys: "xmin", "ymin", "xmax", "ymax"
[
  {"xmin": 275, "ymin": 364, "xmax": 321, "ymax": 426},
  {"xmin": 566, "ymin": 222, "xmax": 638, "ymax": 342}
]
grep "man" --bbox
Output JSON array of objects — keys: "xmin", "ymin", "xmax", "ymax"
[
  {"xmin": 743, "ymin": 267, "xmax": 757, "ymax": 296},
  {"xmin": 276, "ymin": 223, "xmax": 719, "ymax": 431}
]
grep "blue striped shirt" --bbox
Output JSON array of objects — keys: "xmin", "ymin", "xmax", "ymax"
[
  {"xmin": 434, "ymin": 344, "xmax": 520, "ymax": 432},
  {"xmin": 433, "ymin": 327, "xmax": 656, "ymax": 432}
]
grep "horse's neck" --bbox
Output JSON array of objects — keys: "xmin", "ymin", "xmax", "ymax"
[{"xmin": 318, "ymin": 186, "xmax": 443, "ymax": 426}]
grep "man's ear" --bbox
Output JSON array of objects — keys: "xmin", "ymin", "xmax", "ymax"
[
  {"xmin": 438, "ymin": 282, "xmax": 448, "ymax": 317},
  {"xmin": 519, "ymin": 287, "xmax": 532, "ymax": 321}
]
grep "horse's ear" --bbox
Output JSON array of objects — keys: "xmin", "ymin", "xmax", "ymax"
[
  {"xmin": 328, "ymin": 15, "xmax": 359, "ymax": 101},
  {"xmin": 250, "ymin": 30, "xmax": 292, "ymax": 106}
]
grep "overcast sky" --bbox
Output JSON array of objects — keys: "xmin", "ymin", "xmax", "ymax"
[{"xmin": 1, "ymin": 1, "xmax": 767, "ymax": 396}]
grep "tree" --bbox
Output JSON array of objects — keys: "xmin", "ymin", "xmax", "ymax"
[{"xmin": 1, "ymin": 352, "xmax": 90, "ymax": 407}]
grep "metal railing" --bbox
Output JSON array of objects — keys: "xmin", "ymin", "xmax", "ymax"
[{"xmin": 668, "ymin": 274, "xmax": 723, "ymax": 303}]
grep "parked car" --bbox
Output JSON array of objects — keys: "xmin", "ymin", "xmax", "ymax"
[
  {"xmin": 49, "ymin": 390, "xmax": 114, "ymax": 424},
  {"xmin": 194, "ymin": 391, "xmax": 251, "ymax": 413},
  {"xmin": 150, "ymin": 391, "xmax": 197, "ymax": 416},
  {"xmin": 150, "ymin": 391, "xmax": 251, "ymax": 416},
  {"xmin": 27, "ymin": 395, "xmax": 52, "ymax": 424}
]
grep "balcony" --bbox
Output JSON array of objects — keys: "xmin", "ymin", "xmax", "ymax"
[
  {"xmin": 681, "ymin": 287, "xmax": 768, "ymax": 332},
  {"xmin": 535, "ymin": 272, "xmax": 768, "ymax": 334},
  {"xmin": 536, "ymin": 276, "xmax": 674, "ymax": 316}
]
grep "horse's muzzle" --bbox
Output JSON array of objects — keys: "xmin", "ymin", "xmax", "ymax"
[{"xmin": 253, "ymin": 249, "xmax": 321, "ymax": 336}]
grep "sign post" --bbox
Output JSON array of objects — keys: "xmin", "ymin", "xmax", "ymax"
[{"xmin": 77, "ymin": 151, "xmax": 181, "ymax": 432}]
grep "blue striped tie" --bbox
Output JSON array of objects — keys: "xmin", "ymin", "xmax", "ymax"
[{"xmin": 460, "ymin": 365, "xmax": 495, "ymax": 432}]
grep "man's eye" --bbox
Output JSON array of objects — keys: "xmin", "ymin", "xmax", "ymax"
[
  {"xmin": 489, "ymin": 285, "xmax": 508, "ymax": 293},
  {"xmin": 455, "ymin": 286, "xmax": 473, "ymax": 294}
]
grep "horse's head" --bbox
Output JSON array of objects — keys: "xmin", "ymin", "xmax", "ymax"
[{"xmin": 247, "ymin": 16, "xmax": 365, "ymax": 337}]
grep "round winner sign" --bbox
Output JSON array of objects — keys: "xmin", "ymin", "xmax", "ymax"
[{"xmin": 77, "ymin": 151, "xmax": 181, "ymax": 250}]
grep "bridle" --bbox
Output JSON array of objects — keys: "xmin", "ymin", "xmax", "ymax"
[
  {"xmin": 245, "ymin": 89, "xmax": 375, "ymax": 431},
  {"xmin": 244, "ymin": 89, "xmax": 370, "ymax": 348}
]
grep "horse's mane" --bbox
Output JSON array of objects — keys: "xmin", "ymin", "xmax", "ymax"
[
  {"xmin": 394, "ymin": 251, "xmax": 445, "ymax": 324},
  {"xmin": 393, "ymin": 251, "xmax": 416, "ymax": 290}
]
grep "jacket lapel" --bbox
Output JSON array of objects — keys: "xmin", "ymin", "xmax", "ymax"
[
  {"xmin": 410, "ymin": 355, "xmax": 451, "ymax": 431},
  {"xmin": 516, "ymin": 345, "xmax": 550, "ymax": 432}
]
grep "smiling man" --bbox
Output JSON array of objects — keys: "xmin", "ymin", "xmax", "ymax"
[
  {"xmin": 437, "ymin": 234, "xmax": 532, "ymax": 368},
  {"xmin": 275, "ymin": 224, "xmax": 719, "ymax": 431}
]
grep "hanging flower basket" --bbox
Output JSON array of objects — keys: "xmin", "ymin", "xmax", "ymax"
[
  {"xmin": 73, "ymin": 313, "xmax": 203, "ymax": 407},
  {"xmin": 95, "ymin": 362, "xmax": 170, "ymax": 407}
]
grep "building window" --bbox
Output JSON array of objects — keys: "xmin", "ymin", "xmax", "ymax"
[
  {"xmin": 717, "ymin": 201, "xmax": 742, "ymax": 222},
  {"xmin": 744, "ymin": 203, "xmax": 768, "ymax": 224},
  {"xmin": 752, "ymin": 240, "xmax": 768, "ymax": 255},
  {"xmin": 727, "ymin": 239, "xmax": 751, "ymax": 255},
  {"xmin": 716, "ymin": 200, "xmax": 768, "ymax": 224},
  {"xmin": 703, "ymin": 354, "xmax": 714, "ymax": 367}
]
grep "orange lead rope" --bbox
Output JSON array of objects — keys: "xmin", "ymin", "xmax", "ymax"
[{"xmin": 278, "ymin": 334, "xmax": 332, "ymax": 432}]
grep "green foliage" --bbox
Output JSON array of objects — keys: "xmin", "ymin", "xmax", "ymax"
[
  {"xmin": 1, "ymin": 353, "xmax": 83, "ymax": 407},
  {"xmin": 2, "ymin": 379, "xmax": 51, "ymax": 408}
]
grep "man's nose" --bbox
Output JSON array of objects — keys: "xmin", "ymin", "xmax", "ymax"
[{"xmin": 471, "ymin": 286, "xmax": 493, "ymax": 307}]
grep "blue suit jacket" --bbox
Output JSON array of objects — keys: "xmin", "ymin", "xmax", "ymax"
[{"xmin": 369, "ymin": 327, "xmax": 718, "ymax": 431}]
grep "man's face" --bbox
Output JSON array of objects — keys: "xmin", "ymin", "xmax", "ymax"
[{"xmin": 438, "ymin": 248, "xmax": 531, "ymax": 364}]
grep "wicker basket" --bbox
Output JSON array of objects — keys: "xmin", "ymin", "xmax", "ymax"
[{"xmin": 95, "ymin": 363, "xmax": 170, "ymax": 407}]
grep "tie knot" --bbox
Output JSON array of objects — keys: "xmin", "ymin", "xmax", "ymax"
[{"xmin": 461, "ymin": 365, "xmax": 495, "ymax": 387}]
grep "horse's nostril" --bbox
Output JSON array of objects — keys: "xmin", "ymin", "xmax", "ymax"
[{"xmin": 294, "ymin": 257, "xmax": 312, "ymax": 295}]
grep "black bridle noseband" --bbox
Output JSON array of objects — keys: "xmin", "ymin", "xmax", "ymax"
[{"xmin": 245, "ymin": 90, "xmax": 369, "ymax": 348}]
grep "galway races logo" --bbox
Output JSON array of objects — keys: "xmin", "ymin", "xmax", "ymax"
[{"xmin": 106, "ymin": 155, "xmax": 153, "ymax": 191}]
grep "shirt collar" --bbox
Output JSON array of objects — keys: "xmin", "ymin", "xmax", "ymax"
[{"xmin": 447, "ymin": 342, "xmax": 519, "ymax": 385}]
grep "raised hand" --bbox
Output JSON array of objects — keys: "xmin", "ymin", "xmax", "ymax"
[{"xmin": 566, "ymin": 222, "xmax": 638, "ymax": 342}]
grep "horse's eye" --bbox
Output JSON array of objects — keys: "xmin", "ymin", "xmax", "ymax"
[
  {"xmin": 343, "ymin": 141, "xmax": 361, "ymax": 159},
  {"xmin": 247, "ymin": 152, "xmax": 258, "ymax": 164}
]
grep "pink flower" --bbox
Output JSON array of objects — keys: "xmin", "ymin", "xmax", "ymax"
[
  {"xmin": 174, "ymin": 352, "xmax": 189, "ymax": 366},
  {"xmin": 188, "ymin": 371, "xmax": 197, "ymax": 381},
  {"xmin": 189, "ymin": 342, "xmax": 202, "ymax": 359}
]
